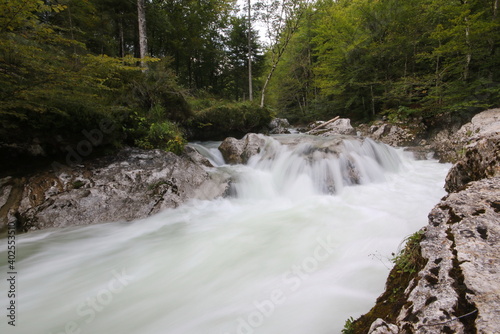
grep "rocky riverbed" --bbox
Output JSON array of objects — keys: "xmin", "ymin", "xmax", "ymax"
[{"xmin": 0, "ymin": 108, "xmax": 499, "ymax": 333}]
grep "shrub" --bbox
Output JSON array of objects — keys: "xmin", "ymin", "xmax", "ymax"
[
  {"xmin": 391, "ymin": 230, "xmax": 425, "ymax": 275},
  {"xmin": 127, "ymin": 59, "xmax": 192, "ymax": 123},
  {"xmin": 188, "ymin": 100, "xmax": 273, "ymax": 140},
  {"xmin": 134, "ymin": 120, "xmax": 186, "ymax": 155}
]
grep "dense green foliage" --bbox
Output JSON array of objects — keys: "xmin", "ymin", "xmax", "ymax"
[
  {"xmin": 0, "ymin": 0, "xmax": 269, "ymax": 165},
  {"xmin": 188, "ymin": 99, "xmax": 273, "ymax": 140},
  {"xmin": 269, "ymin": 0, "xmax": 500, "ymax": 123},
  {"xmin": 1, "ymin": 0, "xmax": 497, "ymax": 168}
]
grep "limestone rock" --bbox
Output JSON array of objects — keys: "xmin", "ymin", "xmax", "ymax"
[
  {"xmin": 1, "ymin": 147, "xmax": 230, "ymax": 232},
  {"xmin": 268, "ymin": 118, "xmax": 290, "ymax": 134},
  {"xmin": 406, "ymin": 177, "xmax": 499, "ymax": 333},
  {"xmin": 445, "ymin": 134, "xmax": 500, "ymax": 192},
  {"xmin": 431, "ymin": 108, "xmax": 500, "ymax": 163},
  {"xmin": 308, "ymin": 118, "xmax": 356, "ymax": 136},
  {"xmin": 218, "ymin": 133, "xmax": 267, "ymax": 164},
  {"xmin": 367, "ymin": 123, "xmax": 416, "ymax": 147},
  {"xmin": 444, "ymin": 109, "xmax": 500, "ymax": 192},
  {"xmin": 368, "ymin": 319, "xmax": 399, "ymax": 334}
]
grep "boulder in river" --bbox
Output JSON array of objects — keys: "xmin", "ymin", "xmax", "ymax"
[
  {"xmin": 431, "ymin": 108, "xmax": 500, "ymax": 163},
  {"xmin": 268, "ymin": 118, "xmax": 291, "ymax": 134},
  {"xmin": 218, "ymin": 133, "xmax": 268, "ymax": 164}
]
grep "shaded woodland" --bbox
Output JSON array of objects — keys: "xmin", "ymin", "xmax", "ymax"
[{"xmin": 1, "ymin": 0, "xmax": 499, "ymax": 165}]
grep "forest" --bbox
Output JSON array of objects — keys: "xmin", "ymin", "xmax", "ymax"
[{"xmin": 1, "ymin": 0, "xmax": 499, "ymax": 166}]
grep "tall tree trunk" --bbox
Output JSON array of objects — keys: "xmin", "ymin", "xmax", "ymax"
[
  {"xmin": 259, "ymin": 23, "xmax": 299, "ymax": 108},
  {"xmin": 118, "ymin": 17, "xmax": 125, "ymax": 58},
  {"xmin": 67, "ymin": 5, "xmax": 77, "ymax": 55},
  {"xmin": 247, "ymin": 0, "xmax": 253, "ymax": 101},
  {"xmin": 462, "ymin": 0, "xmax": 471, "ymax": 81},
  {"xmin": 137, "ymin": 0, "xmax": 148, "ymax": 68},
  {"xmin": 259, "ymin": 0, "xmax": 306, "ymax": 108},
  {"xmin": 490, "ymin": 0, "xmax": 499, "ymax": 80}
]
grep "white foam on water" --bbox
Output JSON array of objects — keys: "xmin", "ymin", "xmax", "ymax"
[{"xmin": 0, "ymin": 135, "xmax": 450, "ymax": 334}]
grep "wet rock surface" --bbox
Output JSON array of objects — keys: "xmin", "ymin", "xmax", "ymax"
[
  {"xmin": 218, "ymin": 133, "xmax": 268, "ymax": 164},
  {"xmin": 0, "ymin": 147, "xmax": 230, "ymax": 232},
  {"xmin": 357, "ymin": 121, "xmax": 420, "ymax": 147},
  {"xmin": 358, "ymin": 109, "xmax": 500, "ymax": 334}
]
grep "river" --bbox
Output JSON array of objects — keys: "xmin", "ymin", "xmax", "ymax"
[{"xmin": 0, "ymin": 134, "xmax": 450, "ymax": 334}]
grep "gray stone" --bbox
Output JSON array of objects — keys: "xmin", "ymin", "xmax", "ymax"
[
  {"xmin": 218, "ymin": 133, "xmax": 267, "ymax": 164},
  {"xmin": 369, "ymin": 123, "xmax": 416, "ymax": 147},
  {"xmin": 2, "ymin": 147, "xmax": 231, "ymax": 232},
  {"xmin": 444, "ymin": 109, "xmax": 500, "ymax": 192},
  {"xmin": 268, "ymin": 118, "xmax": 290, "ymax": 134},
  {"xmin": 368, "ymin": 318, "xmax": 399, "ymax": 334},
  {"xmin": 431, "ymin": 108, "xmax": 500, "ymax": 163},
  {"xmin": 308, "ymin": 118, "xmax": 357, "ymax": 136}
]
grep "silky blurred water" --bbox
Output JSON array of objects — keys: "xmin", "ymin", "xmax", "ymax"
[{"xmin": 0, "ymin": 135, "xmax": 450, "ymax": 334}]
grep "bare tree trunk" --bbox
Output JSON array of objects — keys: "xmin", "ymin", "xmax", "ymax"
[
  {"xmin": 462, "ymin": 0, "xmax": 472, "ymax": 81},
  {"xmin": 66, "ymin": 5, "xmax": 77, "ymax": 56},
  {"xmin": 137, "ymin": 0, "xmax": 148, "ymax": 68},
  {"xmin": 247, "ymin": 0, "xmax": 253, "ymax": 101},
  {"xmin": 259, "ymin": 23, "xmax": 299, "ymax": 107},
  {"xmin": 118, "ymin": 17, "xmax": 125, "ymax": 58},
  {"xmin": 370, "ymin": 85, "xmax": 375, "ymax": 116},
  {"xmin": 260, "ymin": 62, "xmax": 277, "ymax": 108},
  {"xmin": 490, "ymin": 0, "xmax": 499, "ymax": 80},
  {"xmin": 259, "ymin": 0, "xmax": 306, "ymax": 108}
]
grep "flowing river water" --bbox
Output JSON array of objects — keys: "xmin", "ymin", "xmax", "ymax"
[{"xmin": 0, "ymin": 134, "xmax": 450, "ymax": 334}]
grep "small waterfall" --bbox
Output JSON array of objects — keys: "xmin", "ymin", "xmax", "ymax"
[
  {"xmin": 189, "ymin": 142, "xmax": 226, "ymax": 166},
  {"xmin": 228, "ymin": 135, "xmax": 402, "ymax": 199},
  {"xmin": 0, "ymin": 134, "xmax": 451, "ymax": 334}
]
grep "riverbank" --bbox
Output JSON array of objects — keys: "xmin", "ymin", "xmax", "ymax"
[
  {"xmin": 0, "ymin": 108, "xmax": 498, "ymax": 332},
  {"xmin": 349, "ymin": 109, "xmax": 500, "ymax": 334}
]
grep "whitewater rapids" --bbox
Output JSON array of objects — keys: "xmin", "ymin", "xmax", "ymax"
[{"xmin": 0, "ymin": 134, "xmax": 450, "ymax": 334}]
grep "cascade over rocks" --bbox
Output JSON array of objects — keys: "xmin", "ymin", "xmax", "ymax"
[
  {"xmin": 218, "ymin": 133, "xmax": 401, "ymax": 195},
  {"xmin": 0, "ymin": 147, "xmax": 230, "ymax": 232},
  {"xmin": 218, "ymin": 132, "xmax": 363, "ymax": 165}
]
